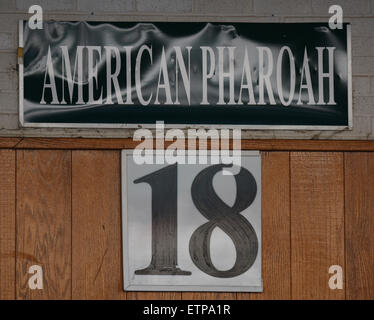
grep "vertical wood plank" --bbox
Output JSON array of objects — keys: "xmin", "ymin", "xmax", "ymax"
[
  {"xmin": 16, "ymin": 150, "xmax": 71, "ymax": 299},
  {"xmin": 0, "ymin": 150, "xmax": 16, "ymax": 300},
  {"xmin": 345, "ymin": 152, "xmax": 374, "ymax": 299},
  {"xmin": 72, "ymin": 150, "xmax": 126, "ymax": 299},
  {"xmin": 238, "ymin": 152, "xmax": 291, "ymax": 300},
  {"xmin": 290, "ymin": 152, "xmax": 345, "ymax": 299}
]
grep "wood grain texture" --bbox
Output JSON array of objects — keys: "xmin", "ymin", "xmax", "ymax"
[
  {"xmin": 238, "ymin": 152, "xmax": 291, "ymax": 300},
  {"xmin": 127, "ymin": 291, "xmax": 181, "ymax": 300},
  {"xmin": 182, "ymin": 292, "xmax": 236, "ymax": 300},
  {"xmin": 1, "ymin": 143, "xmax": 372, "ymax": 300},
  {"xmin": 0, "ymin": 138, "xmax": 21, "ymax": 149},
  {"xmin": 72, "ymin": 150, "xmax": 126, "ymax": 299},
  {"xmin": 345, "ymin": 153, "xmax": 374, "ymax": 299},
  {"xmin": 0, "ymin": 150, "xmax": 16, "ymax": 299},
  {"xmin": 13, "ymin": 138, "xmax": 374, "ymax": 152},
  {"xmin": 16, "ymin": 150, "xmax": 71, "ymax": 299},
  {"xmin": 290, "ymin": 152, "xmax": 345, "ymax": 300}
]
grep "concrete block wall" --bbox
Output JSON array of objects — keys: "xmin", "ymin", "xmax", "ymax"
[{"xmin": 0, "ymin": 0, "xmax": 373, "ymax": 139}]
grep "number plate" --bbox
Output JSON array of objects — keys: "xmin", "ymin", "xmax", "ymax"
[{"xmin": 122, "ymin": 151, "xmax": 262, "ymax": 292}]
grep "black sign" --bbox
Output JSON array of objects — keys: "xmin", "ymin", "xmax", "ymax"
[{"xmin": 20, "ymin": 21, "xmax": 352, "ymax": 129}]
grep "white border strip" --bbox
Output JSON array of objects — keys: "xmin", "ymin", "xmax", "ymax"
[
  {"xmin": 19, "ymin": 20, "xmax": 24, "ymax": 127},
  {"xmin": 347, "ymin": 24, "xmax": 353, "ymax": 129}
]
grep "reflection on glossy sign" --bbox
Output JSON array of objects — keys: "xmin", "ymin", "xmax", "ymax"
[
  {"xmin": 122, "ymin": 151, "xmax": 262, "ymax": 292},
  {"xmin": 21, "ymin": 21, "xmax": 351, "ymax": 129}
]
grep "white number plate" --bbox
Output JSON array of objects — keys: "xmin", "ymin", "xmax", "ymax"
[{"xmin": 122, "ymin": 151, "xmax": 262, "ymax": 292}]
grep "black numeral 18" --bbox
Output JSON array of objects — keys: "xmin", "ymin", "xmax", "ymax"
[{"xmin": 134, "ymin": 164, "xmax": 258, "ymax": 278}]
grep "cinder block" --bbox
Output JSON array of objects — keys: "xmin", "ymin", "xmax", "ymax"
[
  {"xmin": 352, "ymin": 37, "xmax": 374, "ymax": 57},
  {"xmin": 312, "ymin": 0, "xmax": 370, "ymax": 16},
  {"xmin": 371, "ymin": 77, "xmax": 374, "ymax": 94},
  {"xmin": 0, "ymin": 114, "xmax": 19, "ymax": 130},
  {"xmin": 353, "ymin": 76, "xmax": 372, "ymax": 96},
  {"xmin": 350, "ymin": 18, "xmax": 374, "ymax": 37},
  {"xmin": 0, "ymin": 33, "xmax": 13, "ymax": 50},
  {"xmin": 253, "ymin": 0, "xmax": 311, "ymax": 15},
  {"xmin": 353, "ymin": 57, "xmax": 374, "ymax": 75},
  {"xmin": 0, "ymin": 53, "xmax": 16, "ymax": 72},
  {"xmin": 0, "ymin": 15, "xmax": 19, "ymax": 33},
  {"xmin": 16, "ymin": 0, "xmax": 76, "ymax": 11},
  {"xmin": 334, "ymin": 118, "xmax": 372, "ymax": 138},
  {"xmin": 331, "ymin": 115, "xmax": 372, "ymax": 138},
  {"xmin": 0, "ymin": 1, "xmax": 17, "ymax": 11},
  {"xmin": 353, "ymin": 96, "xmax": 374, "ymax": 115},
  {"xmin": 193, "ymin": 0, "xmax": 253, "ymax": 15},
  {"xmin": 0, "ymin": 93, "xmax": 18, "ymax": 113},
  {"xmin": 0, "ymin": 72, "xmax": 17, "ymax": 91},
  {"xmin": 136, "ymin": 0, "xmax": 192, "ymax": 13},
  {"xmin": 351, "ymin": 116, "xmax": 372, "ymax": 134},
  {"xmin": 78, "ymin": 0, "xmax": 133, "ymax": 12}
]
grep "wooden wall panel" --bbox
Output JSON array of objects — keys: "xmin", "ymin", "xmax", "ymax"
[
  {"xmin": 345, "ymin": 153, "xmax": 374, "ymax": 299},
  {"xmin": 0, "ymin": 143, "xmax": 371, "ymax": 300},
  {"xmin": 290, "ymin": 152, "xmax": 345, "ymax": 299},
  {"xmin": 0, "ymin": 150, "xmax": 15, "ymax": 300},
  {"xmin": 16, "ymin": 150, "xmax": 71, "ymax": 299},
  {"xmin": 72, "ymin": 150, "xmax": 126, "ymax": 299},
  {"xmin": 238, "ymin": 152, "xmax": 291, "ymax": 300}
]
